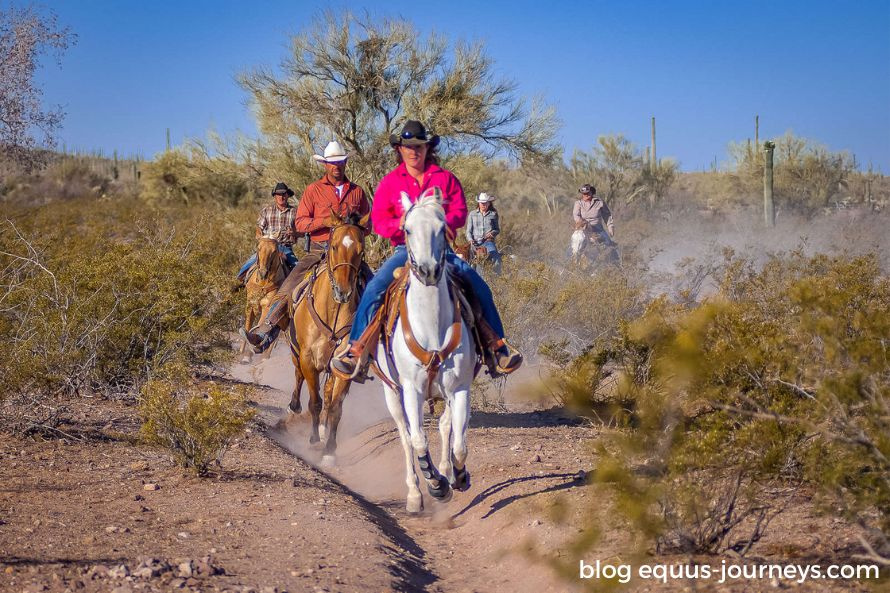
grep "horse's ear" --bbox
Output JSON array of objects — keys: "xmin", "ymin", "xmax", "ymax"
[
  {"xmin": 420, "ymin": 186, "xmax": 443, "ymax": 205},
  {"xmin": 325, "ymin": 210, "xmax": 344, "ymax": 228},
  {"xmin": 400, "ymin": 191, "xmax": 412, "ymax": 213}
]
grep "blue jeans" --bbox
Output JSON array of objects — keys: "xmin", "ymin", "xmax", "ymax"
[
  {"xmin": 475, "ymin": 241, "xmax": 502, "ymax": 274},
  {"xmin": 349, "ymin": 245, "xmax": 505, "ymax": 342},
  {"xmin": 237, "ymin": 245, "xmax": 298, "ymax": 278}
]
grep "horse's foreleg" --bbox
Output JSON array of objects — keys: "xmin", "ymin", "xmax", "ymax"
[
  {"xmin": 321, "ymin": 375, "xmax": 350, "ymax": 467},
  {"xmin": 288, "ymin": 348, "xmax": 303, "ymax": 414},
  {"xmin": 239, "ymin": 305, "xmax": 255, "ymax": 357},
  {"xmin": 404, "ymin": 384, "xmax": 451, "ymax": 503},
  {"xmin": 384, "ymin": 385, "xmax": 423, "ymax": 513},
  {"xmin": 438, "ymin": 400, "xmax": 454, "ymax": 484},
  {"xmin": 450, "ymin": 387, "xmax": 472, "ymax": 492},
  {"xmin": 302, "ymin": 358, "xmax": 322, "ymax": 445},
  {"xmin": 319, "ymin": 373, "xmax": 335, "ymax": 442}
]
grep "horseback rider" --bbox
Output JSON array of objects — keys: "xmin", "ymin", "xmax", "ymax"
[
  {"xmin": 236, "ymin": 182, "xmax": 299, "ymax": 282},
  {"xmin": 240, "ymin": 141, "xmax": 371, "ymax": 353},
  {"xmin": 466, "ymin": 192, "xmax": 502, "ymax": 274},
  {"xmin": 573, "ymin": 184, "xmax": 617, "ymax": 262},
  {"xmin": 331, "ymin": 120, "xmax": 523, "ymax": 379}
]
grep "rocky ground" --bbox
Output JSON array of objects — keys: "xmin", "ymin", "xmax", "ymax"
[{"xmin": 0, "ymin": 343, "xmax": 882, "ymax": 593}]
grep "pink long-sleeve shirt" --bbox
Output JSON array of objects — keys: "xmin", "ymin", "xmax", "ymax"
[{"xmin": 371, "ymin": 162, "xmax": 468, "ymax": 246}]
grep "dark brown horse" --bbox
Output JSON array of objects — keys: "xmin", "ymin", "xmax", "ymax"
[
  {"xmin": 240, "ymin": 236, "xmax": 286, "ymax": 361},
  {"xmin": 282, "ymin": 212, "xmax": 369, "ymax": 465}
]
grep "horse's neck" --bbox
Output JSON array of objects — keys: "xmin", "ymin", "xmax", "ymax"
[{"xmin": 405, "ymin": 274, "xmax": 454, "ymax": 350}]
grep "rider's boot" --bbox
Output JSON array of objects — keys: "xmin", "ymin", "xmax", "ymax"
[
  {"xmin": 477, "ymin": 320, "xmax": 523, "ymax": 376},
  {"xmin": 240, "ymin": 323, "xmax": 280, "ymax": 354},
  {"xmin": 331, "ymin": 318, "xmax": 381, "ymax": 381},
  {"xmin": 240, "ymin": 299, "xmax": 288, "ymax": 354}
]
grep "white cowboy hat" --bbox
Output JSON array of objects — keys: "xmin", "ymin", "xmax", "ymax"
[
  {"xmin": 477, "ymin": 192, "xmax": 496, "ymax": 203},
  {"xmin": 312, "ymin": 141, "xmax": 349, "ymax": 164}
]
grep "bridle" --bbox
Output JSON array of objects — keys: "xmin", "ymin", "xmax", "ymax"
[
  {"xmin": 325, "ymin": 221, "xmax": 366, "ymax": 304},
  {"xmin": 402, "ymin": 201, "xmax": 447, "ymax": 285}
]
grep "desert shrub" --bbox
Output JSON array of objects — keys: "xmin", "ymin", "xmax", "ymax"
[
  {"xmin": 0, "ymin": 196, "xmax": 255, "ymax": 429},
  {"xmin": 552, "ymin": 252, "xmax": 889, "ymax": 567},
  {"xmin": 725, "ymin": 132, "xmax": 855, "ymax": 214},
  {"xmin": 489, "ymin": 259, "xmax": 646, "ymax": 364},
  {"xmin": 141, "ymin": 143, "xmax": 266, "ymax": 207},
  {"xmin": 140, "ymin": 372, "xmax": 255, "ymax": 475}
]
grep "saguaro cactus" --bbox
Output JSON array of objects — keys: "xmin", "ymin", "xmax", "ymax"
[
  {"xmin": 763, "ymin": 141, "xmax": 775, "ymax": 227},
  {"xmin": 650, "ymin": 116, "xmax": 657, "ymax": 173}
]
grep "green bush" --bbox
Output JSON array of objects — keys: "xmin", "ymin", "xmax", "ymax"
[
  {"xmin": 140, "ymin": 373, "xmax": 255, "ymax": 475},
  {"xmin": 554, "ymin": 251, "xmax": 890, "ymax": 566},
  {"xmin": 0, "ymin": 196, "xmax": 254, "ymax": 416}
]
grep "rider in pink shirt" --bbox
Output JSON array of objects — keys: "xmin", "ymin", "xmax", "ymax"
[
  {"xmin": 332, "ymin": 120, "xmax": 522, "ymax": 380},
  {"xmin": 371, "ymin": 161, "xmax": 467, "ymax": 246}
]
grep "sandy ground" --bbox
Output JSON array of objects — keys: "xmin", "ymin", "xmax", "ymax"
[{"xmin": 0, "ymin": 339, "xmax": 881, "ymax": 593}]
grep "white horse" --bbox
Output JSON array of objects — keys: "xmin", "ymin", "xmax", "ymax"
[
  {"xmin": 570, "ymin": 229, "xmax": 587, "ymax": 263},
  {"xmin": 376, "ymin": 187, "xmax": 476, "ymax": 513}
]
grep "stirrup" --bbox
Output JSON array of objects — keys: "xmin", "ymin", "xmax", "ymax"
[
  {"xmin": 239, "ymin": 326, "xmax": 279, "ymax": 354},
  {"xmin": 493, "ymin": 341, "xmax": 523, "ymax": 375}
]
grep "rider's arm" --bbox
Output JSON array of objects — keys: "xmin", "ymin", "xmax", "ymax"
[
  {"xmin": 465, "ymin": 214, "xmax": 474, "ymax": 243},
  {"xmin": 370, "ymin": 177, "xmax": 404, "ymax": 242},
  {"xmin": 602, "ymin": 202, "xmax": 615, "ymax": 236},
  {"xmin": 442, "ymin": 173, "xmax": 468, "ymax": 237},
  {"xmin": 256, "ymin": 207, "xmax": 269, "ymax": 237},
  {"xmin": 489, "ymin": 212, "xmax": 500, "ymax": 238},
  {"xmin": 294, "ymin": 191, "xmax": 324, "ymax": 234}
]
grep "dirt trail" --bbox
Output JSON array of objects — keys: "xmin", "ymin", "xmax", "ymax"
[{"xmin": 232, "ymin": 344, "xmax": 595, "ymax": 593}]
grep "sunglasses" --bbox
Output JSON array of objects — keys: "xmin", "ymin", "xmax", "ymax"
[{"xmin": 401, "ymin": 130, "xmax": 428, "ymax": 140}]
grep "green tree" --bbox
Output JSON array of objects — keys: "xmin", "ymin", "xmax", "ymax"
[{"xmin": 238, "ymin": 11, "xmax": 559, "ymax": 192}]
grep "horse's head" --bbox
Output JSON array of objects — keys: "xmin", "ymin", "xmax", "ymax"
[
  {"xmin": 402, "ymin": 187, "xmax": 447, "ymax": 286},
  {"xmin": 570, "ymin": 229, "xmax": 587, "ymax": 260},
  {"xmin": 256, "ymin": 235, "xmax": 280, "ymax": 280},
  {"xmin": 326, "ymin": 211, "xmax": 370, "ymax": 304}
]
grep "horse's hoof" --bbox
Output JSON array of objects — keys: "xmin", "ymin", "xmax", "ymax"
[
  {"xmin": 240, "ymin": 355, "xmax": 252, "ymax": 365},
  {"xmin": 427, "ymin": 478, "xmax": 452, "ymax": 502},
  {"xmin": 309, "ymin": 434, "xmax": 320, "ymax": 444},
  {"xmin": 406, "ymin": 493, "xmax": 423, "ymax": 514},
  {"xmin": 452, "ymin": 468, "xmax": 471, "ymax": 492},
  {"xmin": 320, "ymin": 454, "xmax": 336, "ymax": 468}
]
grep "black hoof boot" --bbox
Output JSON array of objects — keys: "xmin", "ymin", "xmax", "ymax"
[
  {"xmin": 418, "ymin": 453, "xmax": 451, "ymax": 501},
  {"xmin": 427, "ymin": 476, "xmax": 452, "ymax": 501},
  {"xmin": 452, "ymin": 466, "xmax": 471, "ymax": 492}
]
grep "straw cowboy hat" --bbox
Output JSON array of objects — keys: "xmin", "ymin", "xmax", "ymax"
[
  {"xmin": 477, "ymin": 192, "xmax": 496, "ymax": 203},
  {"xmin": 312, "ymin": 141, "xmax": 349, "ymax": 164},
  {"xmin": 389, "ymin": 120, "xmax": 440, "ymax": 148}
]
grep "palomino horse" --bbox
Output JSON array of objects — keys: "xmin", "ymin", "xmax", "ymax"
[
  {"xmin": 283, "ymin": 212, "xmax": 369, "ymax": 466},
  {"xmin": 376, "ymin": 188, "xmax": 476, "ymax": 513},
  {"xmin": 240, "ymin": 236, "xmax": 287, "ymax": 360}
]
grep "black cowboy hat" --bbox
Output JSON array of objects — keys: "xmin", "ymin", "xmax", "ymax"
[
  {"xmin": 271, "ymin": 182, "xmax": 295, "ymax": 197},
  {"xmin": 389, "ymin": 120, "xmax": 440, "ymax": 148}
]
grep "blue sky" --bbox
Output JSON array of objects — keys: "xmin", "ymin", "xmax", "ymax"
[{"xmin": 36, "ymin": 0, "xmax": 890, "ymax": 171}]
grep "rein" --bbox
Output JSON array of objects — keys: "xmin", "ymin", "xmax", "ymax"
[{"xmin": 304, "ymin": 223, "xmax": 365, "ymax": 361}]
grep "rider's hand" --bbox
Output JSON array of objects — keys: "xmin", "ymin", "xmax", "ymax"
[{"xmin": 574, "ymin": 221, "xmax": 586, "ymax": 231}]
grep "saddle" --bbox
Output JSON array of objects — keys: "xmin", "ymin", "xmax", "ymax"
[{"xmin": 369, "ymin": 264, "xmax": 483, "ymax": 391}]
